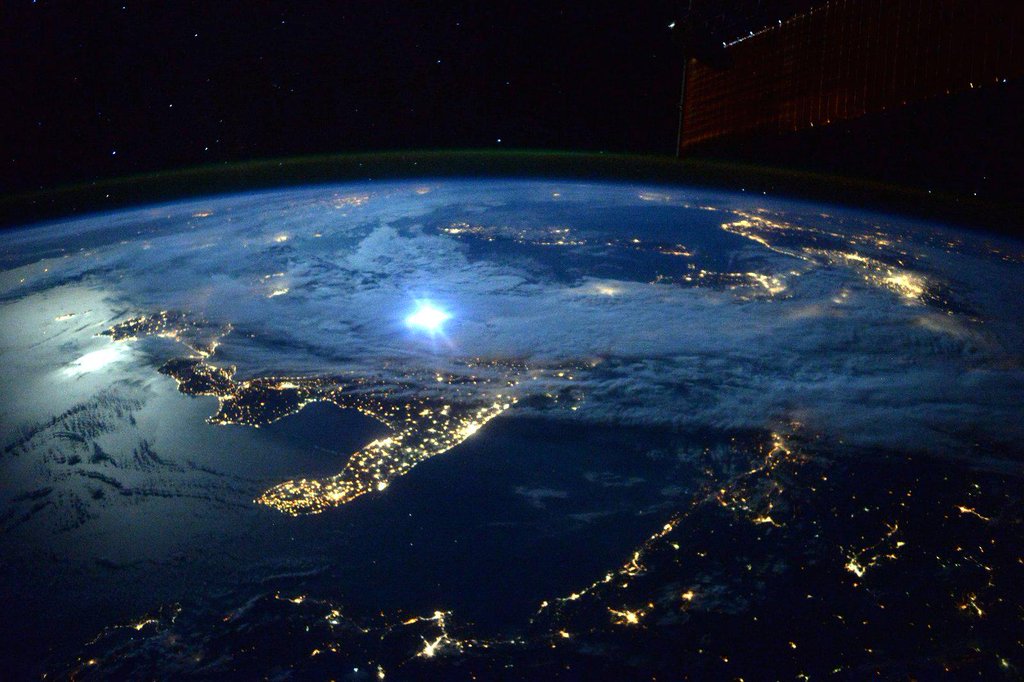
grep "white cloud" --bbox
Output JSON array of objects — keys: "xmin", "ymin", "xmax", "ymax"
[{"xmin": 6, "ymin": 180, "xmax": 1023, "ymax": 461}]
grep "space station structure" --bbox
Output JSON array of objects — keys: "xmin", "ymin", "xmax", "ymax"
[{"xmin": 677, "ymin": 0, "xmax": 1024, "ymax": 155}]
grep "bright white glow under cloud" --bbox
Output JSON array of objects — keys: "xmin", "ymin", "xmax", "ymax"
[{"xmin": 405, "ymin": 301, "xmax": 452, "ymax": 334}]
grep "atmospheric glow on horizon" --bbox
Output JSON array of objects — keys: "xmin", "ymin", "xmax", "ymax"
[{"xmin": 405, "ymin": 301, "xmax": 452, "ymax": 334}]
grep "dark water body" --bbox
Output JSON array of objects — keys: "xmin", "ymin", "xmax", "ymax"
[
  {"xmin": 232, "ymin": 400, "xmax": 391, "ymax": 480},
  {"xmin": 256, "ymin": 414, "xmax": 706, "ymax": 635}
]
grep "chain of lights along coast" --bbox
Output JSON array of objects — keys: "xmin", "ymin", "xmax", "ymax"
[{"xmin": 2, "ymin": 180, "xmax": 1023, "ymax": 678}]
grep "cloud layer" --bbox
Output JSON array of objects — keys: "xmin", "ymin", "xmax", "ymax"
[{"xmin": 4, "ymin": 179, "xmax": 1024, "ymax": 461}]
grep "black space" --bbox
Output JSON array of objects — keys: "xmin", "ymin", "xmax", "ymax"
[
  {"xmin": 3, "ymin": 2, "xmax": 688, "ymax": 193},
  {"xmin": 2, "ymin": 1, "xmax": 1020, "ymax": 213}
]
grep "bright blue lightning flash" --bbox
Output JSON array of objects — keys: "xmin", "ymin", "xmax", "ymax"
[{"xmin": 405, "ymin": 301, "xmax": 452, "ymax": 333}]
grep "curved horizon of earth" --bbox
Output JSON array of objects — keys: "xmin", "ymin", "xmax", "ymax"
[{"xmin": 1, "ymin": 179, "xmax": 1022, "ymax": 678}]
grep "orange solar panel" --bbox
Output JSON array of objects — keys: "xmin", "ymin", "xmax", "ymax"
[{"xmin": 679, "ymin": 0, "xmax": 1024, "ymax": 154}]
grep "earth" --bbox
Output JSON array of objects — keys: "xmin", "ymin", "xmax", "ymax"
[{"xmin": 1, "ymin": 178, "xmax": 1023, "ymax": 679}]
